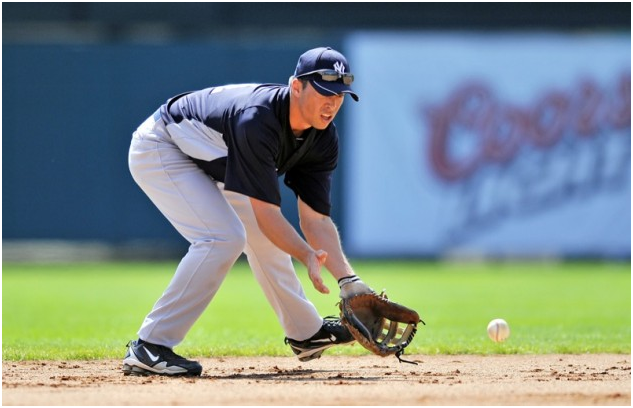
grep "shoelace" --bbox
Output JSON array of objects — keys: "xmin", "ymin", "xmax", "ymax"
[
  {"xmin": 130, "ymin": 340, "xmax": 185, "ymax": 361},
  {"xmin": 322, "ymin": 315, "xmax": 341, "ymax": 328},
  {"xmin": 153, "ymin": 344, "xmax": 185, "ymax": 361}
]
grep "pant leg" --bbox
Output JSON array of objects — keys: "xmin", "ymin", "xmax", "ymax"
[
  {"xmin": 128, "ymin": 116, "xmax": 246, "ymax": 348},
  {"xmin": 222, "ymin": 189, "xmax": 322, "ymax": 341}
]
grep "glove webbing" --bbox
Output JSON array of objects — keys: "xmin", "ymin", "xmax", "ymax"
[{"xmin": 392, "ymin": 320, "xmax": 425, "ymax": 365}]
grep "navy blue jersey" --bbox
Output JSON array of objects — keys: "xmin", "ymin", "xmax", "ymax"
[{"xmin": 158, "ymin": 84, "xmax": 338, "ymax": 216}]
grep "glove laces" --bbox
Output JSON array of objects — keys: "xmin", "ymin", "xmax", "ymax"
[{"xmin": 395, "ymin": 350, "xmax": 418, "ymax": 365}]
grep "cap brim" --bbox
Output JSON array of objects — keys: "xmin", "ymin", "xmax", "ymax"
[{"xmin": 310, "ymin": 79, "xmax": 359, "ymax": 102}]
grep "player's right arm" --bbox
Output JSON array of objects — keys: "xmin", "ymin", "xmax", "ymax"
[
  {"xmin": 248, "ymin": 197, "xmax": 330, "ymax": 294},
  {"xmin": 297, "ymin": 198, "xmax": 373, "ymax": 299}
]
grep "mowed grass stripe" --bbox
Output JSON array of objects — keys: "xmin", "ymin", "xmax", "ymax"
[{"xmin": 2, "ymin": 260, "xmax": 630, "ymax": 360}]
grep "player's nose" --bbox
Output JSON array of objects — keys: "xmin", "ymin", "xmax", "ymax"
[{"xmin": 325, "ymin": 95, "xmax": 342, "ymax": 110}]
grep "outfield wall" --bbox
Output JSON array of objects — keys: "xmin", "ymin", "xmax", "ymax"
[
  {"xmin": 2, "ymin": 11, "xmax": 630, "ymax": 260},
  {"xmin": 2, "ymin": 42, "xmax": 343, "ymax": 255}
]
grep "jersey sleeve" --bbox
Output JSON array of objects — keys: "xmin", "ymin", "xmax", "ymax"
[
  {"xmin": 283, "ymin": 128, "xmax": 339, "ymax": 216},
  {"xmin": 223, "ymin": 108, "xmax": 282, "ymax": 206}
]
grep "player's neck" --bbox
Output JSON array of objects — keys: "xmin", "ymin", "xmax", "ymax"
[{"xmin": 288, "ymin": 99, "xmax": 310, "ymax": 137}]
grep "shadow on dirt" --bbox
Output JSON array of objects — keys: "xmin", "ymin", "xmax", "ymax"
[{"xmin": 205, "ymin": 367, "xmax": 383, "ymax": 382}]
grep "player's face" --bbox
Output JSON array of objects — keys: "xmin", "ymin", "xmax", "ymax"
[{"xmin": 296, "ymin": 81, "xmax": 345, "ymax": 130}]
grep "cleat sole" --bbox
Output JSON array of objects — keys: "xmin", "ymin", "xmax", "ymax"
[{"xmin": 122, "ymin": 363, "xmax": 201, "ymax": 376}]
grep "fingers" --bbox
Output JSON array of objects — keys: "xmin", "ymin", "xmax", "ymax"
[
  {"xmin": 309, "ymin": 250, "xmax": 329, "ymax": 294},
  {"xmin": 311, "ymin": 273, "xmax": 330, "ymax": 294},
  {"xmin": 315, "ymin": 250, "xmax": 328, "ymax": 265}
]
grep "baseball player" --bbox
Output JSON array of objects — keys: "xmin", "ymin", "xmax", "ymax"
[{"xmin": 122, "ymin": 47, "xmax": 373, "ymax": 376}]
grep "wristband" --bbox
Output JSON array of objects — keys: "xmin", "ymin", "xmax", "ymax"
[{"xmin": 338, "ymin": 275, "xmax": 360, "ymax": 288}]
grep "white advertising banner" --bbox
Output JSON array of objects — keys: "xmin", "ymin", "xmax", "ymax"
[{"xmin": 343, "ymin": 32, "xmax": 630, "ymax": 258}]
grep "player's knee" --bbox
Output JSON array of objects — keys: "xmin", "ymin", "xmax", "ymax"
[
  {"xmin": 200, "ymin": 224, "xmax": 246, "ymax": 255},
  {"xmin": 224, "ymin": 223, "xmax": 247, "ymax": 254},
  {"xmin": 187, "ymin": 219, "xmax": 247, "ymax": 260}
]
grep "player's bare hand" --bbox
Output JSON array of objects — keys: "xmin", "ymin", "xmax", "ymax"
[{"xmin": 307, "ymin": 250, "xmax": 329, "ymax": 294}]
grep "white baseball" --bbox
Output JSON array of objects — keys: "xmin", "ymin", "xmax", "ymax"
[{"xmin": 487, "ymin": 318, "xmax": 510, "ymax": 342}]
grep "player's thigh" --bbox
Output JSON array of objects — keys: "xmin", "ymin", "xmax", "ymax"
[
  {"xmin": 222, "ymin": 189, "xmax": 287, "ymax": 254},
  {"xmin": 130, "ymin": 140, "xmax": 244, "ymax": 243}
]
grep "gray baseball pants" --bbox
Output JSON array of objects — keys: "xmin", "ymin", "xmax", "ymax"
[{"xmin": 128, "ymin": 112, "xmax": 322, "ymax": 348}]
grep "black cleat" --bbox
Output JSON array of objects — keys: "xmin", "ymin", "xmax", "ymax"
[
  {"xmin": 284, "ymin": 317, "xmax": 355, "ymax": 362},
  {"xmin": 122, "ymin": 339, "xmax": 202, "ymax": 376}
]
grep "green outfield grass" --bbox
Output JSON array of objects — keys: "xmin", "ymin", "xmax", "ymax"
[{"xmin": 2, "ymin": 260, "xmax": 630, "ymax": 361}]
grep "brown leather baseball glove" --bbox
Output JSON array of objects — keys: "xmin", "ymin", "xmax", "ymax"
[{"xmin": 339, "ymin": 291, "xmax": 424, "ymax": 364}]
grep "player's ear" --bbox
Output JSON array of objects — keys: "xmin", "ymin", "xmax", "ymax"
[{"xmin": 290, "ymin": 77, "xmax": 302, "ymax": 96}]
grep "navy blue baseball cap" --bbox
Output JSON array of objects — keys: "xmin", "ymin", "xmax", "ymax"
[{"xmin": 294, "ymin": 47, "xmax": 359, "ymax": 102}]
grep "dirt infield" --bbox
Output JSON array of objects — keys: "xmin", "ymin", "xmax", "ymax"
[{"xmin": 2, "ymin": 354, "xmax": 630, "ymax": 405}]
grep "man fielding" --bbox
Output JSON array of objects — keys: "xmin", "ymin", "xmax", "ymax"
[{"xmin": 123, "ymin": 47, "xmax": 372, "ymax": 376}]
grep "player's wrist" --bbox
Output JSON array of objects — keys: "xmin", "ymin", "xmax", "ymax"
[
  {"xmin": 296, "ymin": 246, "xmax": 318, "ymax": 266},
  {"xmin": 337, "ymin": 275, "xmax": 360, "ymax": 287},
  {"xmin": 338, "ymin": 275, "xmax": 373, "ymax": 299}
]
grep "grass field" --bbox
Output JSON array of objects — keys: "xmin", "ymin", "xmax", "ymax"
[{"xmin": 2, "ymin": 260, "xmax": 630, "ymax": 361}]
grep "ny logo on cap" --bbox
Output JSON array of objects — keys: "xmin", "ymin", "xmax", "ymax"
[{"xmin": 333, "ymin": 61, "xmax": 345, "ymax": 74}]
